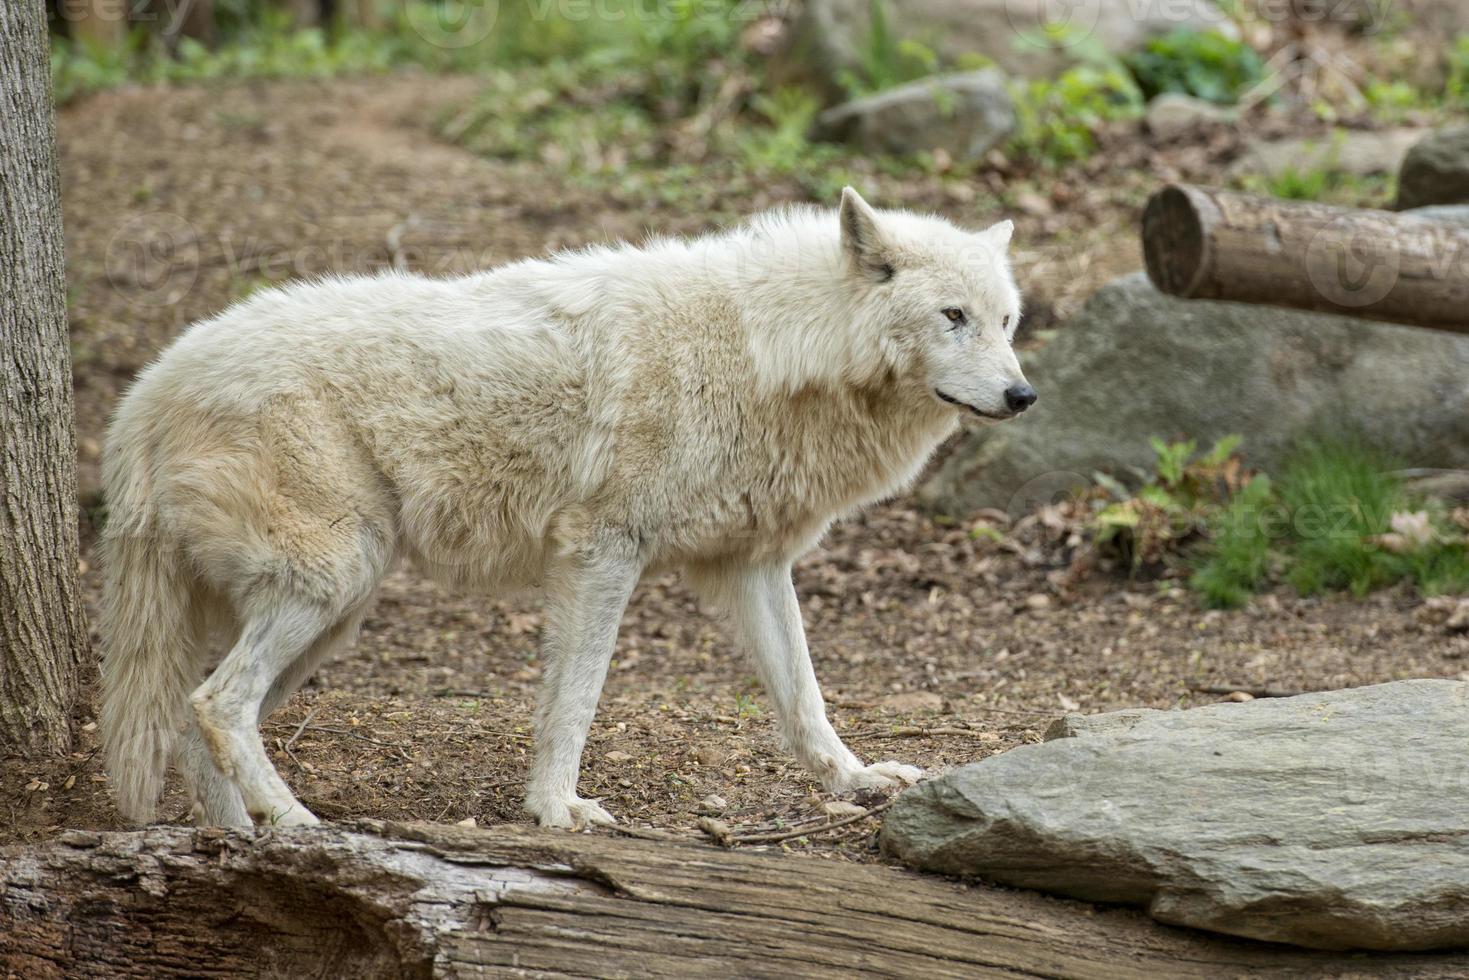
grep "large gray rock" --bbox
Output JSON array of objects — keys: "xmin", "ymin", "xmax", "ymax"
[
  {"xmin": 1231, "ymin": 127, "xmax": 1428, "ymax": 180},
  {"xmin": 882, "ymin": 680, "xmax": 1469, "ymax": 951},
  {"xmin": 1144, "ymin": 93, "xmax": 1236, "ymax": 140},
  {"xmin": 772, "ymin": 0, "xmax": 1235, "ymax": 102},
  {"xmin": 1398, "ymin": 127, "xmax": 1469, "ymax": 210},
  {"xmin": 1409, "ymin": 204, "xmax": 1469, "ymax": 228},
  {"xmin": 812, "ymin": 70, "xmax": 1015, "ymax": 160},
  {"xmin": 919, "ymin": 273, "xmax": 1469, "ymax": 515}
]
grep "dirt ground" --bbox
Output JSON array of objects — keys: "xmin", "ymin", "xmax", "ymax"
[{"xmin": 5, "ymin": 69, "xmax": 1469, "ymax": 966}]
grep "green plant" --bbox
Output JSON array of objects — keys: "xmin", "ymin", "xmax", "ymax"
[
  {"xmin": 51, "ymin": 2, "xmax": 543, "ymax": 104},
  {"xmin": 838, "ymin": 0, "xmax": 939, "ymax": 97},
  {"xmin": 1236, "ymin": 139, "xmax": 1395, "ymax": 207},
  {"xmin": 1190, "ymin": 474, "xmax": 1275, "ymax": 608},
  {"xmin": 1124, "ymin": 29, "xmax": 1264, "ymax": 104},
  {"xmin": 742, "ymin": 89, "xmax": 839, "ymax": 177},
  {"xmin": 1090, "ymin": 438, "xmax": 1468, "ymax": 607},
  {"xmin": 1008, "ymin": 56, "xmax": 1143, "ymax": 167},
  {"xmin": 1449, "ymin": 35, "xmax": 1469, "ymax": 108},
  {"xmin": 1090, "ymin": 435, "xmax": 1246, "ymax": 572},
  {"xmin": 1189, "ymin": 441, "xmax": 1469, "ymax": 607},
  {"xmin": 1008, "ymin": 65, "xmax": 1143, "ymax": 166},
  {"xmin": 1277, "ymin": 442, "xmax": 1404, "ymax": 596},
  {"xmin": 1362, "ymin": 78, "xmax": 1427, "ymax": 119}
]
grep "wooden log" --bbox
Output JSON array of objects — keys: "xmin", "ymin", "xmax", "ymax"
[
  {"xmin": 1142, "ymin": 184, "xmax": 1469, "ymax": 332},
  {"xmin": 5, "ymin": 821, "xmax": 1469, "ymax": 977}
]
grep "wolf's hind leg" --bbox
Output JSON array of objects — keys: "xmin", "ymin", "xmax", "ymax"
[
  {"xmin": 696, "ymin": 562, "xmax": 922, "ymax": 793},
  {"xmin": 180, "ymin": 606, "xmax": 371, "ymax": 827},
  {"xmin": 176, "ymin": 725, "xmax": 250, "ymax": 827},
  {"xmin": 190, "ymin": 598, "xmax": 345, "ymax": 827},
  {"xmin": 524, "ymin": 536, "xmax": 642, "ymax": 829}
]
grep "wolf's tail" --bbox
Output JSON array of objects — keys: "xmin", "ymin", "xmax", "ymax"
[{"xmin": 97, "ymin": 483, "xmax": 199, "ymax": 823}]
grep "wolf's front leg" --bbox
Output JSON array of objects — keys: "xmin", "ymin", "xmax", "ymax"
[
  {"xmin": 707, "ymin": 562, "xmax": 922, "ymax": 793},
  {"xmin": 524, "ymin": 536, "xmax": 642, "ymax": 829}
]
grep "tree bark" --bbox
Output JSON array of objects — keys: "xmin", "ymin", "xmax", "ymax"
[
  {"xmin": 1142, "ymin": 184, "xmax": 1469, "ymax": 332},
  {"xmin": 276, "ymin": 0, "xmax": 321, "ymax": 29},
  {"xmin": 5, "ymin": 821, "xmax": 1469, "ymax": 977},
  {"xmin": 0, "ymin": 0, "xmax": 88, "ymax": 755},
  {"xmin": 171, "ymin": 0, "xmax": 216, "ymax": 47}
]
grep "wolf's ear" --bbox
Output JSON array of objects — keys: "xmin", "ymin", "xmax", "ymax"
[
  {"xmin": 982, "ymin": 219, "xmax": 1014, "ymax": 251},
  {"xmin": 839, "ymin": 186, "xmax": 894, "ymax": 281}
]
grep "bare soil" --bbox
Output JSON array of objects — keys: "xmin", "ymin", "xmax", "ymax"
[{"xmin": 4, "ymin": 70, "xmax": 1468, "ymax": 965}]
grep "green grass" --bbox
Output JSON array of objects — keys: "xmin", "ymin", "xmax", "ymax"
[
  {"xmin": 1190, "ymin": 441, "xmax": 1469, "ymax": 608},
  {"xmin": 1007, "ymin": 61, "xmax": 1144, "ymax": 168},
  {"xmin": 1277, "ymin": 442, "xmax": 1402, "ymax": 597},
  {"xmin": 51, "ymin": 5, "xmax": 504, "ymax": 103},
  {"xmin": 1236, "ymin": 164, "xmax": 1395, "ymax": 208},
  {"xmin": 837, "ymin": 0, "xmax": 939, "ymax": 97},
  {"xmin": 1189, "ymin": 474, "xmax": 1275, "ymax": 608}
]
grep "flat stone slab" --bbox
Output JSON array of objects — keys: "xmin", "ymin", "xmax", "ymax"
[{"xmin": 881, "ymin": 680, "xmax": 1469, "ymax": 951}]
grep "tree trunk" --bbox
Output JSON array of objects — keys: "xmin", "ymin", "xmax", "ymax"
[
  {"xmin": 276, "ymin": 0, "xmax": 321, "ymax": 29},
  {"xmin": 0, "ymin": 0, "xmax": 88, "ymax": 755},
  {"xmin": 171, "ymin": 0, "xmax": 216, "ymax": 47},
  {"xmin": 1141, "ymin": 184, "xmax": 1469, "ymax": 332},
  {"xmin": 5, "ymin": 821, "xmax": 1468, "ymax": 977}
]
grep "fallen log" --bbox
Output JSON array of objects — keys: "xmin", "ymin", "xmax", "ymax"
[
  {"xmin": 1141, "ymin": 184, "xmax": 1469, "ymax": 331},
  {"xmin": 4, "ymin": 821, "xmax": 1469, "ymax": 977}
]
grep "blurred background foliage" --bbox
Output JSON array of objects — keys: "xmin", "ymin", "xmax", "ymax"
[{"xmin": 48, "ymin": 0, "xmax": 1469, "ymax": 187}]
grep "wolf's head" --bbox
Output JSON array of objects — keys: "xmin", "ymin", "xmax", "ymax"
[{"xmin": 839, "ymin": 187, "xmax": 1034, "ymax": 424}]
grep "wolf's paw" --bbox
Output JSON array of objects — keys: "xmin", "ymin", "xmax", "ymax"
[
  {"xmin": 255, "ymin": 802, "xmax": 320, "ymax": 828},
  {"xmin": 829, "ymin": 760, "xmax": 924, "ymax": 793},
  {"xmin": 527, "ymin": 794, "xmax": 618, "ymax": 830}
]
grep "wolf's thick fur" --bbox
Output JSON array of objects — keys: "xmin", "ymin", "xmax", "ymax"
[{"xmin": 99, "ymin": 189, "xmax": 1030, "ymax": 828}]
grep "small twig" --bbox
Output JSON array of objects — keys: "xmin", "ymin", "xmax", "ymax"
[
  {"xmin": 730, "ymin": 799, "xmax": 894, "ymax": 846},
  {"xmin": 846, "ymin": 726, "xmax": 989, "ymax": 741},
  {"xmin": 1190, "ymin": 683, "xmax": 1310, "ymax": 699},
  {"xmin": 262, "ymin": 723, "xmax": 406, "ymax": 749},
  {"xmin": 608, "ymin": 824, "xmax": 689, "ymax": 843},
  {"xmin": 284, "ymin": 704, "xmax": 323, "ymax": 753}
]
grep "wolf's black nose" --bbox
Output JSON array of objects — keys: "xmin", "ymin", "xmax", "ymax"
[{"xmin": 1004, "ymin": 384, "xmax": 1038, "ymax": 413}]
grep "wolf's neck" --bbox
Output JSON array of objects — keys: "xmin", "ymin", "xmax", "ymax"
[
  {"xmin": 750, "ymin": 369, "xmax": 955, "ymax": 523},
  {"xmin": 731, "ymin": 238, "xmax": 897, "ymax": 396}
]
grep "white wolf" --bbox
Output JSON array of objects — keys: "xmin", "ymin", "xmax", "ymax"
[{"xmin": 99, "ymin": 188, "xmax": 1033, "ymax": 829}]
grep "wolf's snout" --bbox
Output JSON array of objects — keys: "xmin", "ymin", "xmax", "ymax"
[{"xmin": 1004, "ymin": 384, "xmax": 1037, "ymax": 414}]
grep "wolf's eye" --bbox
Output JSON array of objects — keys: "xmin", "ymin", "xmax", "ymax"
[
  {"xmin": 1002, "ymin": 314, "xmax": 1011, "ymax": 330},
  {"xmin": 942, "ymin": 307, "xmax": 966, "ymax": 326}
]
